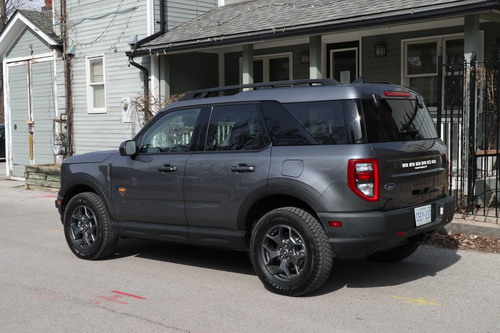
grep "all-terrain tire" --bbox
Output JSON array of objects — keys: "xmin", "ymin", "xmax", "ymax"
[
  {"xmin": 64, "ymin": 192, "xmax": 118, "ymax": 260},
  {"xmin": 250, "ymin": 207, "xmax": 334, "ymax": 296}
]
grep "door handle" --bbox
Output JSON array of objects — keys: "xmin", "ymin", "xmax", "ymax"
[
  {"xmin": 231, "ymin": 164, "xmax": 256, "ymax": 173},
  {"xmin": 157, "ymin": 164, "xmax": 177, "ymax": 173}
]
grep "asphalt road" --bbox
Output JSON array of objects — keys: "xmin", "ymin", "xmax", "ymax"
[{"xmin": 0, "ymin": 162, "xmax": 499, "ymax": 332}]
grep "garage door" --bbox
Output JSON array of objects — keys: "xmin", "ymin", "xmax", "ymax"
[{"xmin": 8, "ymin": 59, "xmax": 56, "ymax": 178}]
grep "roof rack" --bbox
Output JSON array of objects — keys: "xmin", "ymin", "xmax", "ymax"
[{"xmin": 180, "ymin": 79, "xmax": 339, "ymax": 101}]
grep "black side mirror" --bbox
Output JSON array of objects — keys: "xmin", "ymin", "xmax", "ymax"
[{"xmin": 119, "ymin": 140, "xmax": 138, "ymax": 157}]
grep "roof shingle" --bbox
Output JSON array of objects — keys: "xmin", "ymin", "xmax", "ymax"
[{"xmin": 141, "ymin": 0, "xmax": 498, "ymax": 51}]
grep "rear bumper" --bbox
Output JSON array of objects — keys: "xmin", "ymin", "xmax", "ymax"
[{"xmin": 317, "ymin": 195, "xmax": 455, "ymax": 259}]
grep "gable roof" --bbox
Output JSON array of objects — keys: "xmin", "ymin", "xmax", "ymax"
[
  {"xmin": 0, "ymin": 9, "xmax": 60, "ymax": 56},
  {"xmin": 137, "ymin": 0, "xmax": 500, "ymax": 54}
]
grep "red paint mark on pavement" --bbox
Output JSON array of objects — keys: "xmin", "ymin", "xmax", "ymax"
[
  {"xmin": 90, "ymin": 291, "xmax": 146, "ymax": 305},
  {"xmin": 96, "ymin": 294, "xmax": 129, "ymax": 304},
  {"xmin": 28, "ymin": 195, "xmax": 57, "ymax": 199},
  {"xmin": 112, "ymin": 291, "xmax": 146, "ymax": 299}
]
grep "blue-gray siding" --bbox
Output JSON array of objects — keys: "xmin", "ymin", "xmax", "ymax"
[{"xmin": 6, "ymin": 28, "xmax": 52, "ymax": 59}]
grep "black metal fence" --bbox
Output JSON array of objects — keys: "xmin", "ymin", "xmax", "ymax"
[{"xmin": 437, "ymin": 56, "xmax": 500, "ymax": 217}]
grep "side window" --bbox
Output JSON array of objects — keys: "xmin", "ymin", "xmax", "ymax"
[
  {"xmin": 261, "ymin": 101, "xmax": 314, "ymax": 146},
  {"xmin": 206, "ymin": 104, "xmax": 265, "ymax": 151},
  {"xmin": 283, "ymin": 101, "xmax": 348, "ymax": 144},
  {"xmin": 139, "ymin": 108, "xmax": 201, "ymax": 153}
]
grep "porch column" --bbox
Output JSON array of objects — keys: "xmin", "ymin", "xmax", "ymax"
[
  {"xmin": 150, "ymin": 54, "xmax": 160, "ymax": 101},
  {"xmin": 464, "ymin": 15, "xmax": 480, "ymax": 63},
  {"xmin": 218, "ymin": 51, "xmax": 225, "ymax": 87},
  {"xmin": 242, "ymin": 44, "xmax": 254, "ymax": 85},
  {"xmin": 309, "ymin": 35, "xmax": 322, "ymax": 79},
  {"xmin": 159, "ymin": 54, "xmax": 171, "ymax": 99}
]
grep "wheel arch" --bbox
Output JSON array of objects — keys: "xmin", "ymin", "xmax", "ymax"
[
  {"xmin": 60, "ymin": 176, "xmax": 115, "ymax": 222},
  {"xmin": 240, "ymin": 192, "xmax": 326, "ymax": 246}
]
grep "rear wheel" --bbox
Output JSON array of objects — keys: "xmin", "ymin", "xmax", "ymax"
[
  {"xmin": 64, "ymin": 192, "xmax": 118, "ymax": 260},
  {"xmin": 367, "ymin": 242, "xmax": 419, "ymax": 263},
  {"xmin": 250, "ymin": 207, "xmax": 333, "ymax": 296}
]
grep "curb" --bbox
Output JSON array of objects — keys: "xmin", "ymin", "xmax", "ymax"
[{"xmin": 446, "ymin": 219, "xmax": 500, "ymax": 239}]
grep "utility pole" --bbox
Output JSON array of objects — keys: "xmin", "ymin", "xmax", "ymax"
[{"xmin": 0, "ymin": 0, "xmax": 6, "ymax": 123}]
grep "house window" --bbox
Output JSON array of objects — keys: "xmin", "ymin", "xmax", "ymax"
[
  {"xmin": 402, "ymin": 35, "xmax": 476, "ymax": 109},
  {"xmin": 404, "ymin": 39, "xmax": 439, "ymax": 107},
  {"xmin": 87, "ymin": 56, "xmax": 106, "ymax": 113},
  {"xmin": 241, "ymin": 53, "xmax": 292, "ymax": 83}
]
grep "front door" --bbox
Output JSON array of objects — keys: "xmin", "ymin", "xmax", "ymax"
[
  {"xmin": 330, "ymin": 48, "xmax": 358, "ymax": 84},
  {"xmin": 111, "ymin": 107, "xmax": 202, "ymax": 240}
]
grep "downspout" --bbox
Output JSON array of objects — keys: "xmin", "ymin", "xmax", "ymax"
[
  {"xmin": 128, "ymin": 57, "xmax": 149, "ymax": 98},
  {"xmin": 127, "ymin": 0, "xmax": 166, "ymax": 113}
]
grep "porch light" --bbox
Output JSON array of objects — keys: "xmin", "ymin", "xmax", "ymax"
[
  {"xmin": 375, "ymin": 43, "xmax": 386, "ymax": 57},
  {"xmin": 301, "ymin": 52, "xmax": 310, "ymax": 64}
]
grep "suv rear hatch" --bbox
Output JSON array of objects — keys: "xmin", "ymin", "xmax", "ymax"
[{"xmin": 359, "ymin": 86, "xmax": 448, "ymax": 211}]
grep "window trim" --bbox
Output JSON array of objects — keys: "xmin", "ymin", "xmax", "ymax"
[
  {"xmin": 86, "ymin": 55, "xmax": 106, "ymax": 114},
  {"xmin": 329, "ymin": 47, "xmax": 358, "ymax": 83},
  {"xmin": 239, "ymin": 52, "xmax": 293, "ymax": 83}
]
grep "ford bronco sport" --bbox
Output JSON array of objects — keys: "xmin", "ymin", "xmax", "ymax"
[{"xmin": 56, "ymin": 79, "xmax": 455, "ymax": 296}]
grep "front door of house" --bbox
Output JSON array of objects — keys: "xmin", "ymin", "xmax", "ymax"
[{"xmin": 327, "ymin": 41, "xmax": 359, "ymax": 84}]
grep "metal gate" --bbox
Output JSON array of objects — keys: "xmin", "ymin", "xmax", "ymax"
[{"xmin": 437, "ymin": 56, "xmax": 500, "ymax": 217}]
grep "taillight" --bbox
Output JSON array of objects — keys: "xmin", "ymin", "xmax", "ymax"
[{"xmin": 348, "ymin": 159, "xmax": 379, "ymax": 202}]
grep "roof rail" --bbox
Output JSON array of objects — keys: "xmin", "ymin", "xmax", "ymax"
[{"xmin": 180, "ymin": 79, "xmax": 339, "ymax": 101}]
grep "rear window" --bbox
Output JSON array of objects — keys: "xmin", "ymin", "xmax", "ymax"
[{"xmin": 361, "ymin": 98, "xmax": 438, "ymax": 142}]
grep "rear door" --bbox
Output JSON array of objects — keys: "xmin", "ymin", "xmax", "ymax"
[
  {"xmin": 184, "ymin": 103, "xmax": 271, "ymax": 236},
  {"xmin": 361, "ymin": 94, "xmax": 448, "ymax": 211}
]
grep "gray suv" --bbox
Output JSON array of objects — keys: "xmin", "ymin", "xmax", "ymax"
[{"xmin": 56, "ymin": 79, "xmax": 455, "ymax": 296}]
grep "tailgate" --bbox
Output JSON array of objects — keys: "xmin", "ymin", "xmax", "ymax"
[{"xmin": 371, "ymin": 139, "xmax": 448, "ymax": 211}]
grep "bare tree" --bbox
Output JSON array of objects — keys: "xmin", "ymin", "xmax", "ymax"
[{"xmin": 1, "ymin": 0, "xmax": 40, "ymax": 29}]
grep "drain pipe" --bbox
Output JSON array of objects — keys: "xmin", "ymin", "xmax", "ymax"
[{"xmin": 128, "ymin": 57, "xmax": 149, "ymax": 97}]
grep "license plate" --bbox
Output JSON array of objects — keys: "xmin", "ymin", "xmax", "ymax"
[{"xmin": 414, "ymin": 205, "xmax": 432, "ymax": 227}]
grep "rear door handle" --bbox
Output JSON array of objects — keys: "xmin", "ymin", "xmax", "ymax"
[
  {"xmin": 231, "ymin": 164, "xmax": 256, "ymax": 173},
  {"xmin": 157, "ymin": 164, "xmax": 177, "ymax": 173}
]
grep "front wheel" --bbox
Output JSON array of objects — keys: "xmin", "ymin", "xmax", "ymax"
[
  {"xmin": 64, "ymin": 192, "xmax": 118, "ymax": 260},
  {"xmin": 250, "ymin": 207, "xmax": 334, "ymax": 296}
]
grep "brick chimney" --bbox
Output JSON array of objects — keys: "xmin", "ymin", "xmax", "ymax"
[{"xmin": 42, "ymin": 0, "xmax": 52, "ymax": 11}]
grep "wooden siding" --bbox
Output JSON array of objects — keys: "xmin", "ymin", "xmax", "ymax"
[
  {"xmin": 62, "ymin": 0, "xmax": 150, "ymax": 154},
  {"xmin": 361, "ymin": 24, "xmax": 490, "ymax": 84},
  {"xmin": 6, "ymin": 28, "xmax": 52, "ymax": 59},
  {"xmin": 169, "ymin": 52, "xmax": 218, "ymax": 94},
  {"xmin": 166, "ymin": 0, "xmax": 217, "ymax": 30}
]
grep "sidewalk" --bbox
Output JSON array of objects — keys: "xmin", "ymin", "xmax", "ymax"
[{"xmin": 1, "ymin": 160, "xmax": 499, "ymax": 239}]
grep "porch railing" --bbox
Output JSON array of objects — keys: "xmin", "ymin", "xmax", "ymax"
[{"xmin": 437, "ymin": 56, "xmax": 500, "ymax": 217}]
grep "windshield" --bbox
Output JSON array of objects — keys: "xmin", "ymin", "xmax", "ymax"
[{"xmin": 361, "ymin": 98, "xmax": 438, "ymax": 142}]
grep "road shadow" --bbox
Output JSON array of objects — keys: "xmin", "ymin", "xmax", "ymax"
[
  {"xmin": 109, "ymin": 238, "xmax": 255, "ymax": 275},
  {"xmin": 312, "ymin": 245, "xmax": 461, "ymax": 296},
  {"xmin": 108, "ymin": 239, "xmax": 461, "ymax": 295}
]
